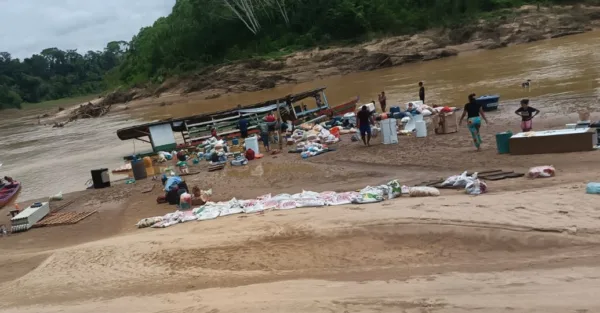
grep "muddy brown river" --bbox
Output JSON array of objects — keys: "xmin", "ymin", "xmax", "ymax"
[{"xmin": 1, "ymin": 31, "xmax": 599, "ymax": 202}]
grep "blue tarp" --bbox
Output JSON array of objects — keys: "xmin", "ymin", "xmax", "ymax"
[{"xmin": 164, "ymin": 176, "xmax": 183, "ymax": 192}]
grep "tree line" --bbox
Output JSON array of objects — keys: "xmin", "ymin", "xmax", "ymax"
[
  {"xmin": 0, "ymin": 42, "xmax": 127, "ymax": 110},
  {"xmin": 1, "ymin": 0, "xmax": 569, "ymax": 110}
]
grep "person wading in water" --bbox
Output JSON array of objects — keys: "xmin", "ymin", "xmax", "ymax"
[
  {"xmin": 418, "ymin": 81, "xmax": 425, "ymax": 103},
  {"xmin": 378, "ymin": 91, "xmax": 387, "ymax": 113},
  {"xmin": 459, "ymin": 93, "xmax": 489, "ymax": 151}
]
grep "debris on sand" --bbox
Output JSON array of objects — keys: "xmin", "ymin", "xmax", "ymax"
[{"xmin": 68, "ymin": 101, "xmax": 112, "ymax": 121}]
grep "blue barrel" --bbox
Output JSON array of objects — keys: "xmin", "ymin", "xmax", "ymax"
[
  {"xmin": 495, "ymin": 131, "xmax": 512, "ymax": 154},
  {"xmin": 390, "ymin": 106, "xmax": 401, "ymax": 115},
  {"xmin": 232, "ymin": 137, "xmax": 240, "ymax": 145}
]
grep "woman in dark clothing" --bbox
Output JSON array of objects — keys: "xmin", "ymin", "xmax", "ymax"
[{"xmin": 459, "ymin": 93, "xmax": 489, "ymax": 151}]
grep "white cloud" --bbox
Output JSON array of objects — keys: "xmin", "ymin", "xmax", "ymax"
[{"xmin": 0, "ymin": 0, "xmax": 176, "ymax": 59}]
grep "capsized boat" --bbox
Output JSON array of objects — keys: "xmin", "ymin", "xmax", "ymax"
[{"xmin": 116, "ymin": 87, "xmax": 359, "ymax": 151}]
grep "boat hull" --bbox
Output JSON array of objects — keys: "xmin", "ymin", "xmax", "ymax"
[{"xmin": 0, "ymin": 182, "xmax": 21, "ymax": 208}]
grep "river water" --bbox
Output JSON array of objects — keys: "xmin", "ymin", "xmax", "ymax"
[{"xmin": 1, "ymin": 31, "xmax": 599, "ymax": 202}]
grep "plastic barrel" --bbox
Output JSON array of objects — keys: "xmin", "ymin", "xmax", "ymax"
[
  {"xmin": 495, "ymin": 131, "xmax": 513, "ymax": 154},
  {"xmin": 131, "ymin": 159, "xmax": 148, "ymax": 180},
  {"xmin": 91, "ymin": 168, "xmax": 110, "ymax": 189}
]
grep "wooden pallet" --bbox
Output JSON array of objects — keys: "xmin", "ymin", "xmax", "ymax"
[{"xmin": 34, "ymin": 211, "xmax": 97, "ymax": 228}]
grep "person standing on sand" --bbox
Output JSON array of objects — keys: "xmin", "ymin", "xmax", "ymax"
[
  {"xmin": 419, "ymin": 82, "xmax": 425, "ymax": 103},
  {"xmin": 515, "ymin": 99, "xmax": 539, "ymax": 132},
  {"xmin": 238, "ymin": 116, "xmax": 249, "ymax": 139},
  {"xmin": 378, "ymin": 91, "xmax": 387, "ymax": 113},
  {"xmin": 258, "ymin": 122, "xmax": 270, "ymax": 152},
  {"xmin": 459, "ymin": 93, "xmax": 489, "ymax": 151},
  {"xmin": 356, "ymin": 105, "xmax": 374, "ymax": 146}
]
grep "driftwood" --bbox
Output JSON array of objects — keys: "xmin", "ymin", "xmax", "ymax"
[{"xmin": 68, "ymin": 101, "xmax": 112, "ymax": 122}]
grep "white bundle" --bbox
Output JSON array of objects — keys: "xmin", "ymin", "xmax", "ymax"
[{"xmin": 408, "ymin": 186, "xmax": 440, "ymax": 197}]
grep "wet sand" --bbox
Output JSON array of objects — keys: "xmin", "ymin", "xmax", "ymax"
[{"xmin": 2, "ymin": 102, "xmax": 600, "ymax": 312}]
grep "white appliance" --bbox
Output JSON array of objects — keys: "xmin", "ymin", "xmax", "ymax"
[
  {"xmin": 11, "ymin": 202, "xmax": 50, "ymax": 233},
  {"xmin": 380, "ymin": 119, "xmax": 398, "ymax": 144},
  {"xmin": 415, "ymin": 120, "xmax": 428, "ymax": 138},
  {"xmin": 244, "ymin": 136, "xmax": 260, "ymax": 154}
]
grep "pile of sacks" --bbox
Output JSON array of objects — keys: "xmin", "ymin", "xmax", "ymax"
[
  {"xmin": 136, "ymin": 180, "xmax": 441, "ymax": 229},
  {"xmin": 441, "ymin": 171, "xmax": 488, "ymax": 195},
  {"xmin": 290, "ymin": 124, "xmax": 340, "ymax": 158},
  {"xmin": 197, "ymin": 137, "xmax": 230, "ymax": 163}
]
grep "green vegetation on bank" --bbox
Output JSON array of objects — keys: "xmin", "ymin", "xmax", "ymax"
[
  {"xmin": 0, "ymin": 0, "xmax": 585, "ymax": 110},
  {"xmin": 0, "ymin": 43, "xmax": 126, "ymax": 110}
]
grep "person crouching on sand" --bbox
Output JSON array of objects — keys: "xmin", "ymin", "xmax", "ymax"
[
  {"xmin": 356, "ymin": 105, "xmax": 374, "ymax": 146},
  {"xmin": 459, "ymin": 93, "xmax": 489, "ymax": 151},
  {"xmin": 515, "ymin": 98, "xmax": 539, "ymax": 132}
]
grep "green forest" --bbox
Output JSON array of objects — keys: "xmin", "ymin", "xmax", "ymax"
[{"xmin": 0, "ymin": 0, "xmax": 577, "ymax": 110}]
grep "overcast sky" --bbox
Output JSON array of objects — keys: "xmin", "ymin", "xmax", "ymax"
[{"xmin": 0, "ymin": 0, "xmax": 176, "ymax": 59}]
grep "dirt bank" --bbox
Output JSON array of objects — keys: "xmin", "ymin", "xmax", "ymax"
[{"xmin": 118, "ymin": 5, "xmax": 600, "ymax": 104}]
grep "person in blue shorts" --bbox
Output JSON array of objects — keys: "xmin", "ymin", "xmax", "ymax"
[{"xmin": 356, "ymin": 105, "xmax": 374, "ymax": 146}]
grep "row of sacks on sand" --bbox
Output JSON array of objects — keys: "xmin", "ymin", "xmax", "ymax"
[{"xmin": 135, "ymin": 181, "xmax": 441, "ymax": 229}]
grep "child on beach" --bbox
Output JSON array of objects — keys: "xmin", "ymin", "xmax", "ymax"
[{"xmin": 515, "ymin": 99, "xmax": 540, "ymax": 132}]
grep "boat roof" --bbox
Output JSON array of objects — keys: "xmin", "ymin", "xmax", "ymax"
[{"xmin": 117, "ymin": 87, "xmax": 326, "ymax": 140}]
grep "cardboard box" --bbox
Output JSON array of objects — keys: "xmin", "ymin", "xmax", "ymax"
[
  {"xmin": 434, "ymin": 112, "xmax": 458, "ymax": 135},
  {"xmin": 509, "ymin": 128, "xmax": 596, "ymax": 155}
]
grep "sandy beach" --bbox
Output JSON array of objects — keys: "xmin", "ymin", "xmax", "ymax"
[{"xmin": 2, "ymin": 97, "xmax": 600, "ymax": 312}]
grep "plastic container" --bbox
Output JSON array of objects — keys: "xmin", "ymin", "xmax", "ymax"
[
  {"xmin": 413, "ymin": 114, "xmax": 424, "ymax": 122},
  {"xmin": 566, "ymin": 123, "xmax": 576, "ymax": 129},
  {"xmin": 380, "ymin": 119, "xmax": 398, "ymax": 144},
  {"xmin": 244, "ymin": 136, "xmax": 260, "ymax": 154},
  {"xmin": 179, "ymin": 192, "xmax": 192, "ymax": 209},
  {"xmin": 495, "ymin": 131, "xmax": 513, "ymax": 154},
  {"xmin": 143, "ymin": 156, "xmax": 155, "ymax": 176},
  {"xmin": 390, "ymin": 106, "xmax": 401, "ymax": 115},
  {"xmin": 415, "ymin": 120, "xmax": 427, "ymax": 137},
  {"xmin": 586, "ymin": 182, "xmax": 600, "ymax": 194},
  {"xmin": 232, "ymin": 137, "xmax": 240, "ymax": 146},
  {"xmin": 90, "ymin": 168, "xmax": 110, "ymax": 189},
  {"xmin": 131, "ymin": 159, "xmax": 148, "ymax": 180}
]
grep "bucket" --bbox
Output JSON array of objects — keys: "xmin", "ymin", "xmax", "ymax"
[
  {"xmin": 415, "ymin": 120, "xmax": 427, "ymax": 137},
  {"xmin": 90, "ymin": 168, "xmax": 110, "ymax": 189},
  {"xmin": 244, "ymin": 136, "xmax": 260, "ymax": 154},
  {"xmin": 495, "ymin": 131, "xmax": 512, "ymax": 154},
  {"xmin": 131, "ymin": 159, "xmax": 148, "ymax": 180}
]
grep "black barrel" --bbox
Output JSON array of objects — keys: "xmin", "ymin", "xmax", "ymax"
[{"xmin": 91, "ymin": 168, "xmax": 111, "ymax": 189}]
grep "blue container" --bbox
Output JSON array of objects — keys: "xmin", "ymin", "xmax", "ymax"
[
  {"xmin": 390, "ymin": 106, "xmax": 401, "ymax": 115},
  {"xmin": 232, "ymin": 137, "xmax": 240, "ymax": 145},
  {"xmin": 476, "ymin": 95, "xmax": 500, "ymax": 112},
  {"xmin": 586, "ymin": 182, "xmax": 600, "ymax": 194}
]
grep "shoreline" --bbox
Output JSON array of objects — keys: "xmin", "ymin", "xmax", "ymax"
[{"xmin": 110, "ymin": 5, "xmax": 600, "ymax": 105}]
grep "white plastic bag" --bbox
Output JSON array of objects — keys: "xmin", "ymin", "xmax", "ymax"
[
  {"xmin": 527, "ymin": 166, "xmax": 556, "ymax": 178},
  {"xmin": 387, "ymin": 180, "xmax": 402, "ymax": 199},
  {"xmin": 49, "ymin": 191, "xmax": 63, "ymax": 201},
  {"xmin": 466, "ymin": 179, "xmax": 488, "ymax": 195},
  {"xmin": 453, "ymin": 171, "xmax": 472, "ymax": 188},
  {"xmin": 408, "ymin": 186, "xmax": 440, "ymax": 197},
  {"xmin": 136, "ymin": 216, "xmax": 163, "ymax": 228}
]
